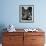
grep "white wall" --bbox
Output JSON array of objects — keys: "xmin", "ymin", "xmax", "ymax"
[{"xmin": 0, "ymin": 0, "xmax": 46, "ymax": 29}]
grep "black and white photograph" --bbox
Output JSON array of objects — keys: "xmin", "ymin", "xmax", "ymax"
[{"xmin": 19, "ymin": 5, "xmax": 34, "ymax": 23}]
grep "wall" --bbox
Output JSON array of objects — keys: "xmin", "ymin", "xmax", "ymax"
[
  {"xmin": 0, "ymin": 0, "xmax": 46, "ymax": 29},
  {"xmin": 0, "ymin": 0, "xmax": 46, "ymax": 44}
]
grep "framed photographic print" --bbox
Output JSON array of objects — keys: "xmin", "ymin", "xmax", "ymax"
[{"xmin": 19, "ymin": 5, "xmax": 34, "ymax": 23}]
